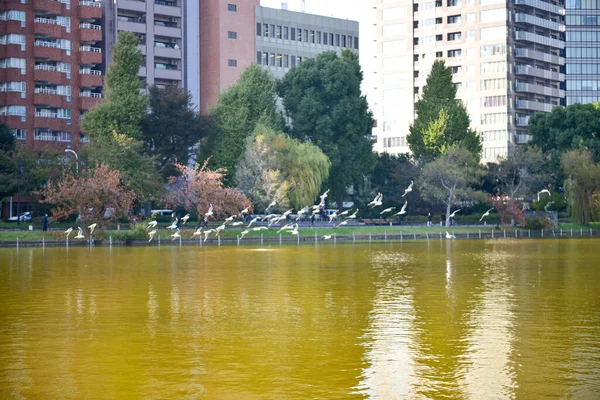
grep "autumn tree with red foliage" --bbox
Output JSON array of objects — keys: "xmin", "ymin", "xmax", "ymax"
[
  {"xmin": 490, "ymin": 194, "xmax": 526, "ymax": 228},
  {"xmin": 39, "ymin": 163, "xmax": 135, "ymax": 232},
  {"xmin": 168, "ymin": 160, "xmax": 251, "ymax": 221}
]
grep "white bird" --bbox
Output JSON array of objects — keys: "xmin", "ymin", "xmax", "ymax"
[
  {"xmin": 231, "ymin": 221, "xmax": 243, "ymax": 227},
  {"xmin": 65, "ymin": 227, "xmax": 73, "ymax": 237},
  {"xmin": 537, "ymin": 189, "xmax": 551, "ymax": 201},
  {"xmin": 336, "ymin": 220, "xmax": 348, "ymax": 228},
  {"xmin": 240, "ymin": 229, "xmax": 250, "ymax": 239},
  {"xmin": 215, "ymin": 224, "xmax": 226, "ymax": 235},
  {"xmin": 252, "ymin": 226, "xmax": 268, "ymax": 232},
  {"xmin": 75, "ymin": 227, "xmax": 85, "ymax": 239},
  {"xmin": 166, "ymin": 219, "xmax": 178, "ymax": 230},
  {"xmin": 282, "ymin": 208, "xmax": 294, "ymax": 217},
  {"xmin": 247, "ymin": 216, "xmax": 260, "ymax": 227},
  {"xmin": 148, "ymin": 220, "xmax": 158, "ymax": 229},
  {"xmin": 319, "ymin": 189, "xmax": 330, "ymax": 201},
  {"xmin": 277, "ymin": 223, "xmax": 294, "ymax": 233},
  {"xmin": 402, "ymin": 181, "xmax": 413, "ymax": 197},
  {"xmin": 479, "ymin": 208, "xmax": 494, "ymax": 221},
  {"xmin": 296, "ymin": 207, "xmax": 309, "ymax": 220},
  {"xmin": 225, "ymin": 215, "xmax": 236, "ymax": 223},
  {"xmin": 171, "ymin": 230, "xmax": 181, "ymax": 241},
  {"xmin": 446, "ymin": 231, "xmax": 456, "ymax": 239},
  {"xmin": 322, "ymin": 235, "xmax": 332, "ymax": 240},
  {"xmin": 240, "ymin": 207, "xmax": 250, "ymax": 216},
  {"xmin": 204, "ymin": 204, "xmax": 213, "ymax": 218},
  {"xmin": 290, "ymin": 224, "xmax": 299, "ymax": 235},
  {"xmin": 338, "ymin": 209, "xmax": 350, "ymax": 217},
  {"xmin": 367, "ymin": 192, "xmax": 382, "ymax": 207},
  {"xmin": 311, "ymin": 208, "xmax": 321, "ymax": 216},
  {"xmin": 181, "ymin": 214, "xmax": 190, "ymax": 224},
  {"xmin": 203, "ymin": 229, "xmax": 215, "ymax": 242},
  {"xmin": 449, "ymin": 209, "xmax": 461, "ymax": 218},
  {"xmin": 266, "ymin": 200, "xmax": 276, "ymax": 210},
  {"xmin": 395, "ymin": 201, "xmax": 408, "ymax": 216},
  {"xmin": 328, "ymin": 211, "xmax": 338, "ymax": 222},
  {"xmin": 262, "ymin": 213, "xmax": 276, "ymax": 221},
  {"xmin": 380, "ymin": 207, "xmax": 396, "ymax": 216},
  {"xmin": 191, "ymin": 228, "xmax": 203, "ymax": 237},
  {"xmin": 311, "ymin": 204, "xmax": 321, "ymax": 211},
  {"xmin": 88, "ymin": 223, "xmax": 97, "ymax": 235},
  {"xmin": 348, "ymin": 209, "xmax": 359, "ymax": 219},
  {"xmin": 544, "ymin": 201, "xmax": 554, "ymax": 211},
  {"xmin": 148, "ymin": 229, "xmax": 157, "ymax": 242}
]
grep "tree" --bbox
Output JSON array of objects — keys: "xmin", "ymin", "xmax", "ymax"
[
  {"xmin": 492, "ymin": 146, "xmax": 547, "ymax": 199},
  {"xmin": 0, "ymin": 123, "xmax": 17, "ymax": 201},
  {"xmin": 371, "ymin": 153, "xmax": 421, "ymax": 212},
  {"xmin": 142, "ymin": 85, "xmax": 207, "ymax": 179},
  {"xmin": 528, "ymin": 102, "xmax": 600, "ymax": 184},
  {"xmin": 235, "ymin": 125, "xmax": 330, "ymax": 212},
  {"xmin": 407, "ymin": 60, "xmax": 482, "ymax": 161},
  {"xmin": 168, "ymin": 160, "xmax": 251, "ymax": 220},
  {"xmin": 39, "ymin": 163, "xmax": 136, "ymax": 232},
  {"xmin": 560, "ymin": 149, "xmax": 600, "ymax": 224},
  {"xmin": 490, "ymin": 194, "xmax": 526, "ymax": 228},
  {"xmin": 80, "ymin": 131, "xmax": 164, "ymax": 203},
  {"xmin": 198, "ymin": 65, "xmax": 284, "ymax": 185},
  {"xmin": 417, "ymin": 148, "xmax": 486, "ymax": 227},
  {"xmin": 81, "ymin": 31, "xmax": 147, "ymax": 141},
  {"xmin": 278, "ymin": 50, "xmax": 376, "ymax": 208}
]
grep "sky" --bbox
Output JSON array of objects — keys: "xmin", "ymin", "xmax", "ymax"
[{"xmin": 260, "ymin": 0, "xmax": 377, "ymax": 100}]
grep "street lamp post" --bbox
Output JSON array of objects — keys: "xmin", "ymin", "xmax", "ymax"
[
  {"xmin": 65, "ymin": 148, "xmax": 79, "ymax": 176},
  {"xmin": 17, "ymin": 164, "xmax": 24, "ymax": 225}
]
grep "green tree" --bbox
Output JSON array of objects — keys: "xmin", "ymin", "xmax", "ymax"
[
  {"xmin": 408, "ymin": 60, "xmax": 482, "ymax": 161},
  {"xmin": 199, "ymin": 64, "xmax": 284, "ymax": 185},
  {"xmin": 81, "ymin": 31, "xmax": 147, "ymax": 141},
  {"xmin": 278, "ymin": 50, "xmax": 376, "ymax": 208},
  {"xmin": 528, "ymin": 102, "xmax": 600, "ymax": 183},
  {"xmin": 371, "ymin": 153, "xmax": 420, "ymax": 211},
  {"xmin": 142, "ymin": 85, "xmax": 207, "ymax": 179},
  {"xmin": 0, "ymin": 123, "xmax": 17, "ymax": 201},
  {"xmin": 491, "ymin": 146, "xmax": 547, "ymax": 199},
  {"xmin": 418, "ymin": 147, "xmax": 486, "ymax": 227},
  {"xmin": 235, "ymin": 125, "xmax": 330, "ymax": 212},
  {"xmin": 560, "ymin": 149, "xmax": 600, "ymax": 224}
]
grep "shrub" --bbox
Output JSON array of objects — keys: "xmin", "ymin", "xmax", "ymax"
[{"xmin": 525, "ymin": 216, "xmax": 557, "ymax": 231}]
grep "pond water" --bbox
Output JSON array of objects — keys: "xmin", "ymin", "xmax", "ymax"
[{"xmin": 1, "ymin": 240, "xmax": 599, "ymax": 399}]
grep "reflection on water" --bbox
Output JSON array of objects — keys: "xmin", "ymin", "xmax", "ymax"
[{"xmin": 0, "ymin": 240, "xmax": 599, "ymax": 398}]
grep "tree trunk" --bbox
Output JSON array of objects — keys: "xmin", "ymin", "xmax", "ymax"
[{"xmin": 445, "ymin": 200, "xmax": 452, "ymax": 228}]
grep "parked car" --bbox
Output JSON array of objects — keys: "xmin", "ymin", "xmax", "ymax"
[{"xmin": 8, "ymin": 211, "xmax": 32, "ymax": 222}]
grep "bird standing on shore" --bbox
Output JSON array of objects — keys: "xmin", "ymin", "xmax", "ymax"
[{"xmin": 322, "ymin": 235, "xmax": 332, "ymax": 240}]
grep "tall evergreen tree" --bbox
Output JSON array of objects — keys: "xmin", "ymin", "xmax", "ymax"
[
  {"xmin": 198, "ymin": 64, "xmax": 284, "ymax": 185},
  {"xmin": 81, "ymin": 31, "xmax": 147, "ymax": 141},
  {"xmin": 278, "ymin": 50, "xmax": 376, "ymax": 208},
  {"xmin": 407, "ymin": 60, "xmax": 481, "ymax": 161}
]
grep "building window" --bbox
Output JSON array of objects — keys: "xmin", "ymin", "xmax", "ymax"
[
  {"xmin": 448, "ymin": 49, "xmax": 462, "ymax": 57},
  {"xmin": 227, "ymin": 4, "xmax": 237, "ymax": 12},
  {"xmin": 354, "ymin": 36, "xmax": 359, "ymax": 49},
  {"xmin": 291, "ymin": 55, "xmax": 296, "ymax": 66},
  {"xmin": 335, "ymin": 34, "xmax": 340, "ymax": 46},
  {"xmin": 256, "ymin": 23, "xmax": 261, "ymax": 36},
  {"xmin": 256, "ymin": 51, "xmax": 262, "ymax": 64},
  {"xmin": 448, "ymin": 15, "xmax": 461, "ymax": 24},
  {"xmin": 323, "ymin": 32, "xmax": 328, "ymax": 45},
  {"xmin": 283, "ymin": 26, "xmax": 289, "ymax": 40},
  {"xmin": 277, "ymin": 25, "xmax": 282, "ymax": 38},
  {"xmin": 283, "ymin": 54, "xmax": 289, "ymax": 67},
  {"xmin": 277, "ymin": 54, "xmax": 282, "ymax": 67},
  {"xmin": 310, "ymin": 30, "xmax": 315, "ymax": 43},
  {"xmin": 10, "ymin": 129, "xmax": 26, "ymax": 140},
  {"xmin": 342, "ymin": 35, "xmax": 346, "ymax": 47},
  {"xmin": 269, "ymin": 53, "xmax": 275, "ymax": 66},
  {"xmin": 291, "ymin": 27, "xmax": 296, "ymax": 41},
  {"xmin": 316, "ymin": 31, "xmax": 322, "ymax": 44},
  {"xmin": 297, "ymin": 28, "xmax": 302, "ymax": 41},
  {"xmin": 466, "ymin": 30, "xmax": 475, "ymax": 40},
  {"xmin": 448, "ymin": 32, "xmax": 461, "ymax": 41},
  {"xmin": 263, "ymin": 23, "xmax": 269, "ymax": 37},
  {"xmin": 271, "ymin": 25, "xmax": 276, "ymax": 38},
  {"xmin": 228, "ymin": 59, "xmax": 237, "ymax": 67},
  {"xmin": 330, "ymin": 33, "xmax": 334, "ymax": 44},
  {"xmin": 303, "ymin": 29, "xmax": 308, "ymax": 42},
  {"xmin": 228, "ymin": 31, "xmax": 237, "ymax": 39}
]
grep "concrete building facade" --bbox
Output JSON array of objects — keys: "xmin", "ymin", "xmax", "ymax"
[
  {"xmin": 373, "ymin": 0, "xmax": 566, "ymax": 163},
  {"xmin": 0, "ymin": 0, "xmax": 104, "ymax": 151}
]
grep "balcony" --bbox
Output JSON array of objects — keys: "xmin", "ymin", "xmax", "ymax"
[
  {"xmin": 515, "ymin": 116, "xmax": 531, "ymax": 127},
  {"xmin": 34, "ymin": 115, "xmax": 71, "ymax": 132},
  {"xmin": 79, "ymin": 22, "xmax": 102, "ymax": 42},
  {"xmin": 0, "ymin": 92, "xmax": 26, "ymax": 106},
  {"xmin": 514, "ymin": 13, "xmax": 565, "ymax": 32},
  {"xmin": 154, "ymin": 24, "xmax": 181, "ymax": 38},
  {"xmin": 79, "ymin": 46, "xmax": 102, "ymax": 64},
  {"xmin": 154, "ymin": 46, "xmax": 182, "ymax": 59},
  {"xmin": 0, "ymin": 44, "xmax": 24, "ymax": 59},
  {"xmin": 514, "ymin": 48, "xmax": 565, "ymax": 65},
  {"xmin": 34, "ymin": 41, "xmax": 67, "ymax": 61},
  {"xmin": 80, "ymin": 92, "xmax": 102, "ymax": 110},
  {"xmin": 117, "ymin": 19, "xmax": 147, "ymax": 34},
  {"xmin": 154, "ymin": 67, "xmax": 182, "ymax": 80},
  {"xmin": 34, "ymin": 18, "xmax": 65, "ymax": 37},
  {"xmin": 514, "ymin": 133, "xmax": 531, "ymax": 144},
  {"xmin": 35, "ymin": 0, "xmax": 64, "ymax": 14},
  {"xmin": 0, "ymin": 20, "xmax": 26, "ymax": 35},
  {"xmin": 0, "ymin": 68, "xmax": 25, "ymax": 82},
  {"xmin": 34, "ymin": 89, "xmax": 69, "ymax": 108},
  {"xmin": 515, "ymin": 82, "xmax": 564, "ymax": 97},
  {"xmin": 515, "ymin": 31, "xmax": 564, "ymax": 49},
  {"xmin": 79, "ymin": 69, "xmax": 103, "ymax": 87},
  {"xmin": 154, "ymin": 1, "xmax": 182, "ymax": 17},
  {"xmin": 34, "ymin": 130, "xmax": 72, "ymax": 143},
  {"xmin": 514, "ymin": 65, "xmax": 564, "ymax": 81},
  {"xmin": 514, "ymin": 0, "xmax": 565, "ymax": 16},
  {"xmin": 79, "ymin": 1, "xmax": 103, "ymax": 19},
  {"xmin": 118, "ymin": 0, "xmax": 146, "ymax": 12},
  {"xmin": 138, "ymin": 66, "xmax": 147, "ymax": 77},
  {"xmin": 34, "ymin": 66, "xmax": 69, "ymax": 85},
  {"xmin": 515, "ymin": 99, "xmax": 554, "ymax": 112}
]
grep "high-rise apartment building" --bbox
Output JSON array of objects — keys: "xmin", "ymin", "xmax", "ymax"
[
  {"xmin": 565, "ymin": 0, "xmax": 600, "ymax": 105},
  {"xmin": 374, "ymin": 0, "xmax": 566, "ymax": 162},
  {"xmin": 199, "ymin": 1, "xmax": 359, "ymax": 114},
  {"xmin": 1, "ymin": 0, "xmax": 104, "ymax": 150}
]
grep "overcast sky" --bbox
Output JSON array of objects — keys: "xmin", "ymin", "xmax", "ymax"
[{"xmin": 260, "ymin": 0, "xmax": 377, "ymax": 100}]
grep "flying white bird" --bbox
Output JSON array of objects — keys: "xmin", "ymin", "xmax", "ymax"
[
  {"xmin": 395, "ymin": 201, "xmax": 408, "ymax": 216},
  {"xmin": 148, "ymin": 220, "xmax": 158, "ymax": 229},
  {"xmin": 402, "ymin": 181, "xmax": 414, "ymax": 197},
  {"xmin": 479, "ymin": 208, "xmax": 494, "ymax": 222},
  {"xmin": 240, "ymin": 207, "xmax": 250, "ymax": 216},
  {"xmin": 537, "ymin": 189, "xmax": 551, "ymax": 201},
  {"xmin": 252, "ymin": 226, "xmax": 268, "ymax": 232},
  {"xmin": 225, "ymin": 215, "xmax": 236, "ymax": 223},
  {"xmin": 215, "ymin": 224, "xmax": 226, "ymax": 235},
  {"xmin": 266, "ymin": 200, "xmax": 276, "ymax": 210},
  {"xmin": 203, "ymin": 229, "xmax": 215, "ymax": 242},
  {"xmin": 88, "ymin": 223, "xmax": 97, "ymax": 235},
  {"xmin": 544, "ymin": 201, "xmax": 554, "ymax": 211},
  {"xmin": 181, "ymin": 214, "xmax": 190, "ymax": 224},
  {"xmin": 322, "ymin": 235, "xmax": 332, "ymax": 240},
  {"xmin": 268, "ymin": 217, "xmax": 282, "ymax": 227},
  {"xmin": 205, "ymin": 204, "xmax": 213, "ymax": 218},
  {"xmin": 290, "ymin": 224, "xmax": 299, "ymax": 235},
  {"xmin": 328, "ymin": 211, "xmax": 338, "ymax": 222},
  {"xmin": 65, "ymin": 227, "xmax": 73, "ymax": 237},
  {"xmin": 368, "ymin": 193, "xmax": 382, "ymax": 207},
  {"xmin": 231, "ymin": 221, "xmax": 243, "ymax": 227},
  {"xmin": 336, "ymin": 220, "xmax": 348, "ymax": 228},
  {"xmin": 191, "ymin": 228, "xmax": 203, "ymax": 237},
  {"xmin": 240, "ymin": 229, "xmax": 250, "ymax": 239},
  {"xmin": 311, "ymin": 208, "xmax": 321, "ymax": 216},
  {"xmin": 247, "ymin": 216, "xmax": 260, "ymax": 227},
  {"xmin": 296, "ymin": 207, "xmax": 309, "ymax": 220},
  {"xmin": 380, "ymin": 207, "xmax": 396, "ymax": 216},
  {"xmin": 148, "ymin": 229, "xmax": 157, "ymax": 242},
  {"xmin": 171, "ymin": 230, "xmax": 181, "ymax": 241},
  {"xmin": 449, "ymin": 209, "xmax": 461, "ymax": 218},
  {"xmin": 262, "ymin": 213, "xmax": 276, "ymax": 221},
  {"xmin": 348, "ymin": 209, "xmax": 359, "ymax": 219},
  {"xmin": 166, "ymin": 219, "xmax": 178, "ymax": 230},
  {"xmin": 338, "ymin": 209, "xmax": 350, "ymax": 217},
  {"xmin": 75, "ymin": 227, "xmax": 85, "ymax": 239},
  {"xmin": 446, "ymin": 231, "xmax": 456, "ymax": 239},
  {"xmin": 277, "ymin": 223, "xmax": 294, "ymax": 233},
  {"xmin": 282, "ymin": 209, "xmax": 294, "ymax": 217}
]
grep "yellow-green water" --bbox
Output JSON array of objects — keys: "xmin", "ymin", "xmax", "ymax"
[{"xmin": 1, "ymin": 240, "xmax": 599, "ymax": 399}]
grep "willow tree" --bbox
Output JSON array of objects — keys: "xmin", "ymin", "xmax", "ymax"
[
  {"xmin": 235, "ymin": 125, "xmax": 330, "ymax": 212},
  {"xmin": 561, "ymin": 149, "xmax": 600, "ymax": 224}
]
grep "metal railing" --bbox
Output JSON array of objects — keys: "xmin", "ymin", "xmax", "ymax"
[
  {"xmin": 34, "ymin": 88, "xmax": 59, "ymax": 95},
  {"xmin": 34, "ymin": 17, "xmax": 58, "ymax": 25},
  {"xmin": 80, "ymin": 1, "xmax": 102, "ymax": 8},
  {"xmin": 79, "ymin": 46, "xmax": 102, "ymax": 52},
  {"xmin": 80, "ymin": 92, "xmax": 102, "ymax": 98},
  {"xmin": 79, "ymin": 68, "xmax": 102, "ymax": 75},
  {"xmin": 34, "ymin": 40, "xmax": 61, "ymax": 48},
  {"xmin": 79, "ymin": 22, "xmax": 101, "ymax": 30}
]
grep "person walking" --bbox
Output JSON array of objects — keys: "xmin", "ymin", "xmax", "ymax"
[
  {"xmin": 42, "ymin": 214, "xmax": 49, "ymax": 232},
  {"xmin": 427, "ymin": 212, "xmax": 432, "ymax": 227}
]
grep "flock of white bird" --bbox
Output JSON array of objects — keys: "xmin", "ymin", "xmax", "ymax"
[{"xmin": 61, "ymin": 184, "xmax": 553, "ymax": 242}]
